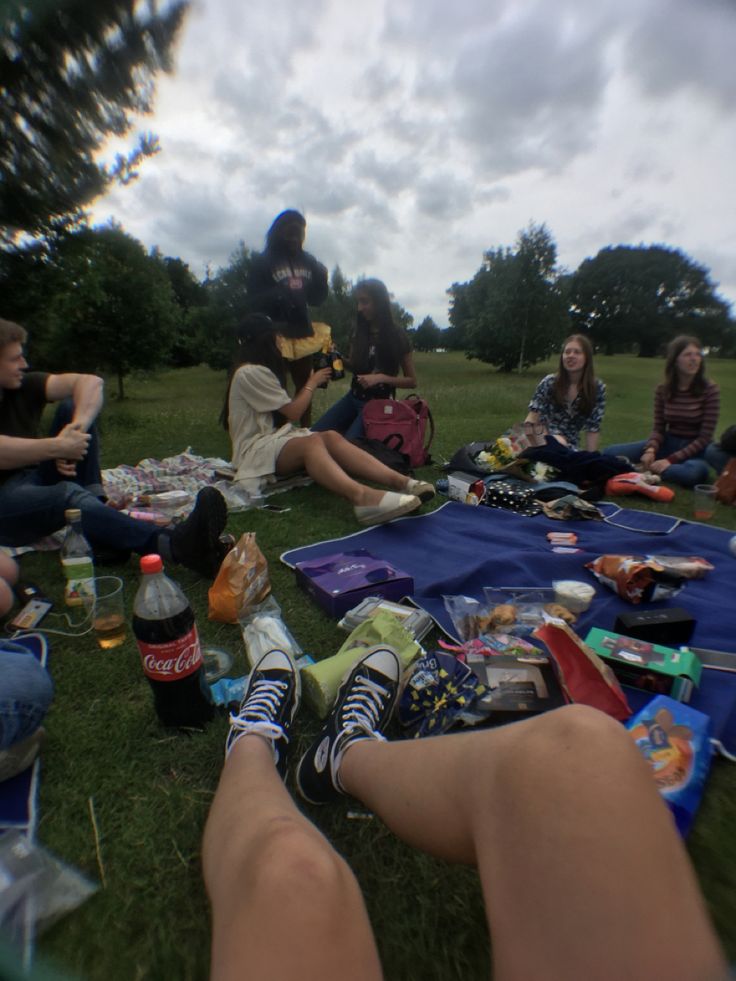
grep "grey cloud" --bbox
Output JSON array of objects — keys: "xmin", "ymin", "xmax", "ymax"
[
  {"xmin": 383, "ymin": 0, "xmax": 505, "ymax": 48},
  {"xmin": 352, "ymin": 149, "xmax": 416, "ymax": 194},
  {"xmin": 625, "ymin": 0, "xmax": 736, "ymax": 109},
  {"xmin": 448, "ymin": 16, "xmax": 611, "ymax": 175},
  {"xmin": 414, "ymin": 172, "xmax": 473, "ymax": 219}
]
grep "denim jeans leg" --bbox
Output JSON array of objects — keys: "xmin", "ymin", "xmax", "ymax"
[
  {"xmin": 602, "ymin": 440, "xmax": 647, "ymax": 465},
  {"xmin": 658, "ymin": 436, "xmax": 710, "ymax": 488},
  {"xmin": 704, "ymin": 442, "xmax": 730, "ymax": 475},
  {"xmin": 311, "ymin": 391, "xmax": 363, "ymax": 435},
  {"xmin": 0, "ymin": 649, "xmax": 54, "ymax": 749},
  {"xmin": 345, "ymin": 411, "xmax": 366, "ymax": 440},
  {"xmin": 0, "ymin": 472, "xmax": 159, "ymax": 553}
]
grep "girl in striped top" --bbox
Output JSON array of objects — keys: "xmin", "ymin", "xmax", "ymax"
[{"xmin": 604, "ymin": 335, "xmax": 720, "ymax": 488}]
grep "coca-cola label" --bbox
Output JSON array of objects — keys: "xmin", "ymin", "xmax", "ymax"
[{"xmin": 136, "ymin": 625, "xmax": 203, "ymax": 682}]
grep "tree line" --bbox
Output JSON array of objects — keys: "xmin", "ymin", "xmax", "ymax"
[
  {"xmin": 447, "ymin": 224, "xmax": 735, "ymax": 370},
  {"xmin": 2, "ymin": 1, "xmax": 734, "ymax": 397}
]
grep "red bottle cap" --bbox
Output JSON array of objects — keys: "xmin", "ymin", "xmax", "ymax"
[{"xmin": 140, "ymin": 554, "xmax": 163, "ymax": 574}]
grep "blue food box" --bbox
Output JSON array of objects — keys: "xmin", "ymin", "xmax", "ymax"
[{"xmin": 626, "ymin": 695, "xmax": 713, "ymax": 836}]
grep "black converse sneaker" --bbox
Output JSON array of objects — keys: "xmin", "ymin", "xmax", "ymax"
[
  {"xmin": 296, "ymin": 647, "xmax": 400, "ymax": 805},
  {"xmin": 169, "ymin": 487, "xmax": 228, "ymax": 578},
  {"xmin": 226, "ymin": 649, "xmax": 301, "ymax": 776}
]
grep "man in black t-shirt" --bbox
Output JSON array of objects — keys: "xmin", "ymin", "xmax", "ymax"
[{"xmin": 0, "ymin": 318, "xmax": 227, "ymax": 577}]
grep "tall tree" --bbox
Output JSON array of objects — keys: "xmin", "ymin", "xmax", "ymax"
[
  {"xmin": 312, "ymin": 265, "xmax": 355, "ymax": 352},
  {"xmin": 411, "ymin": 316, "xmax": 442, "ymax": 352},
  {"xmin": 0, "ymin": 0, "xmax": 188, "ymax": 246},
  {"xmin": 199, "ymin": 243, "xmax": 254, "ymax": 370},
  {"xmin": 451, "ymin": 224, "xmax": 569, "ymax": 372},
  {"xmin": 161, "ymin": 254, "xmax": 208, "ymax": 367},
  {"xmin": 569, "ymin": 245, "xmax": 734, "ymax": 356},
  {"xmin": 37, "ymin": 225, "xmax": 179, "ymax": 398}
]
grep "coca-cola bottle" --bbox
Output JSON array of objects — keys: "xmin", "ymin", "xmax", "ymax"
[{"xmin": 132, "ymin": 554, "xmax": 214, "ymax": 727}]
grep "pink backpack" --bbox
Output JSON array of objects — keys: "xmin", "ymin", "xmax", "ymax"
[{"xmin": 362, "ymin": 395, "xmax": 434, "ymax": 469}]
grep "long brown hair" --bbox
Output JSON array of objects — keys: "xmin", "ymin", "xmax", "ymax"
[
  {"xmin": 663, "ymin": 335, "xmax": 706, "ymax": 399},
  {"xmin": 220, "ymin": 316, "xmax": 287, "ymax": 430},
  {"xmin": 350, "ymin": 279, "xmax": 407, "ymax": 373},
  {"xmin": 552, "ymin": 334, "xmax": 597, "ymax": 415}
]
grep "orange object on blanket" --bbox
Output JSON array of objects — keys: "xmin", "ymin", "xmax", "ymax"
[
  {"xmin": 605, "ymin": 472, "xmax": 675, "ymax": 502},
  {"xmin": 585, "ymin": 554, "xmax": 713, "ymax": 604},
  {"xmin": 533, "ymin": 620, "xmax": 632, "ymax": 721},
  {"xmin": 208, "ymin": 532, "xmax": 270, "ymax": 623}
]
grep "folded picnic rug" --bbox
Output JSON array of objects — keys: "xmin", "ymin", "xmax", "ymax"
[
  {"xmin": 0, "ymin": 634, "xmax": 48, "ymax": 837},
  {"xmin": 281, "ymin": 500, "xmax": 736, "ymax": 751}
]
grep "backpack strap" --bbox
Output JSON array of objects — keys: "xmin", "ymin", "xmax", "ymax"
[{"xmin": 402, "ymin": 393, "xmax": 434, "ymax": 460}]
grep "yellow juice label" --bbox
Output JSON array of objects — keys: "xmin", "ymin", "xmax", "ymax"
[{"xmin": 62, "ymin": 556, "xmax": 95, "ymax": 607}]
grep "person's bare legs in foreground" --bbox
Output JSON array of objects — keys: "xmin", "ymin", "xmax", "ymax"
[{"xmin": 202, "ymin": 648, "xmax": 727, "ymax": 981}]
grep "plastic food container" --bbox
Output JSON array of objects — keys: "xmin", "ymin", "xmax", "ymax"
[{"xmin": 553, "ymin": 580, "xmax": 595, "ymax": 613}]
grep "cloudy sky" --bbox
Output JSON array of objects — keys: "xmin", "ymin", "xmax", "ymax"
[{"xmin": 91, "ymin": 0, "xmax": 736, "ymax": 326}]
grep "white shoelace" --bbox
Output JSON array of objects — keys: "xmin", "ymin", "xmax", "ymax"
[
  {"xmin": 227, "ymin": 678, "xmax": 289, "ymax": 756},
  {"xmin": 340, "ymin": 675, "xmax": 391, "ymax": 734}
]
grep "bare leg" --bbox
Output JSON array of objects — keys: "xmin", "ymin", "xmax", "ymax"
[
  {"xmin": 276, "ymin": 433, "xmax": 396, "ymax": 506},
  {"xmin": 339, "ymin": 706, "xmax": 727, "ymax": 981},
  {"xmin": 0, "ymin": 552, "xmax": 19, "ymax": 617},
  {"xmin": 203, "ymin": 736, "xmax": 382, "ymax": 981},
  {"xmin": 318, "ymin": 430, "xmax": 410, "ymax": 490}
]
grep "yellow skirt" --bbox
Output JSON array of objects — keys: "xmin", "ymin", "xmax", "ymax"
[{"xmin": 276, "ymin": 321, "xmax": 332, "ymax": 361}]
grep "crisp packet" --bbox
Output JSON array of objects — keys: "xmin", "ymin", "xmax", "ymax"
[
  {"xmin": 533, "ymin": 620, "xmax": 631, "ymax": 720},
  {"xmin": 398, "ymin": 651, "xmax": 487, "ymax": 738},
  {"xmin": 584, "ymin": 554, "xmax": 713, "ymax": 604},
  {"xmin": 626, "ymin": 696, "xmax": 713, "ymax": 836}
]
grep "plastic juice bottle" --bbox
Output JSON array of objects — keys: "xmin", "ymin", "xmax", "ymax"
[{"xmin": 60, "ymin": 508, "xmax": 95, "ymax": 607}]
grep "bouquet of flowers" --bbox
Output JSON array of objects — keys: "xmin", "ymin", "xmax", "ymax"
[{"xmin": 474, "ymin": 425, "xmax": 558, "ymax": 483}]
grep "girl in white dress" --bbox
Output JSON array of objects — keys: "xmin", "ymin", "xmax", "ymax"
[{"xmin": 221, "ymin": 316, "xmax": 433, "ymax": 526}]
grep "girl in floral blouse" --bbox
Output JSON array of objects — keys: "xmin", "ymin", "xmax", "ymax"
[{"xmin": 525, "ymin": 335, "xmax": 606, "ymax": 451}]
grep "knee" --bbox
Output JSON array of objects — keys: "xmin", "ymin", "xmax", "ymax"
[
  {"xmin": 246, "ymin": 818, "xmax": 352, "ymax": 906},
  {"xmin": 0, "ymin": 580, "xmax": 14, "ymax": 617},
  {"xmin": 321, "ymin": 429, "xmax": 345, "ymax": 448},
  {"xmin": 493, "ymin": 705, "xmax": 634, "ymax": 787},
  {"xmin": 0, "ymin": 553, "xmax": 19, "ymax": 587},
  {"xmin": 0, "ymin": 654, "xmax": 54, "ymax": 709}
]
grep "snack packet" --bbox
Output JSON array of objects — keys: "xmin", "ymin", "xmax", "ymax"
[
  {"xmin": 533, "ymin": 620, "xmax": 631, "ymax": 720},
  {"xmin": 626, "ymin": 696, "xmax": 713, "ymax": 836},
  {"xmin": 584, "ymin": 554, "xmax": 712, "ymax": 604},
  {"xmin": 398, "ymin": 651, "xmax": 487, "ymax": 738},
  {"xmin": 208, "ymin": 532, "xmax": 270, "ymax": 623}
]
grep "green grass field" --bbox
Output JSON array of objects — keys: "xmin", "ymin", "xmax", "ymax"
[{"xmin": 14, "ymin": 352, "xmax": 736, "ymax": 980}]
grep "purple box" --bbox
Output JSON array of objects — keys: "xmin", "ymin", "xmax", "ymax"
[{"xmin": 294, "ymin": 549, "xmax": 414, "ymax": 619}]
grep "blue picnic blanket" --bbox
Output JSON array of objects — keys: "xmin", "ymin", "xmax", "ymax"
[{"xmin": 282, "ymin": 501, "xmax": 736, "ymax": 751}]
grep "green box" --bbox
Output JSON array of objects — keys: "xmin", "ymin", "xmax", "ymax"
[{"xmin": 584, "ymin": 627, "xmax": 702, "ymax": 702}]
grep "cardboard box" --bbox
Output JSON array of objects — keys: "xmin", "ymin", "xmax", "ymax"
[
  {"xmin": 584, "ymin": 626, "xmax": 702, "ymax": 702},
  {"xmin": 295, "ymin": 549, "xmax": 414, "ymax": 619},
  {"xmin": 447, "ymin": 471, "xmax": 479, "ymax": 503}
]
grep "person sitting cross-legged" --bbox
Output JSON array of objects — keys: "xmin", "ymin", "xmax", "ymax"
[{"xmin": 202, "ymin": 648, "xmax": 727, "ymax": 981}]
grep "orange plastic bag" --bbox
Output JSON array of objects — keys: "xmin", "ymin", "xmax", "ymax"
[{"xmin": 208, "ymin": 532, "xmax": 270, "ymax": 623}]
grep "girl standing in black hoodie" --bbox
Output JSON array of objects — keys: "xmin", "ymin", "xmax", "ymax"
[{"xmin": 247, "ymin": 210, "xmax": 328, "ymax": 424}]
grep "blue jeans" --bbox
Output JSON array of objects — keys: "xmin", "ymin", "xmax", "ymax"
[
  {"xmin": 311, "ymin": 391, "xmax": 366, "ymax": 439},
  {"xmin": 603, "ymin": 436, "xmax": 711, "ymax": 488},
  {"xmin": 0, "ymin": 642, "xmax": 53, "ymax": 750},
  {"xmin": 0, "ymin": 400, "xmax": 160, "ymax": 553},
  {"xmin": 705, "ymin": 442, "xmax": 730, "ymax": 475}
]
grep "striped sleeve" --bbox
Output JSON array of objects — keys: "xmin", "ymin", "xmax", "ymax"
[{"xmin": 667, "ymin": 383, "xmax": 720, "ymax": 464}]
